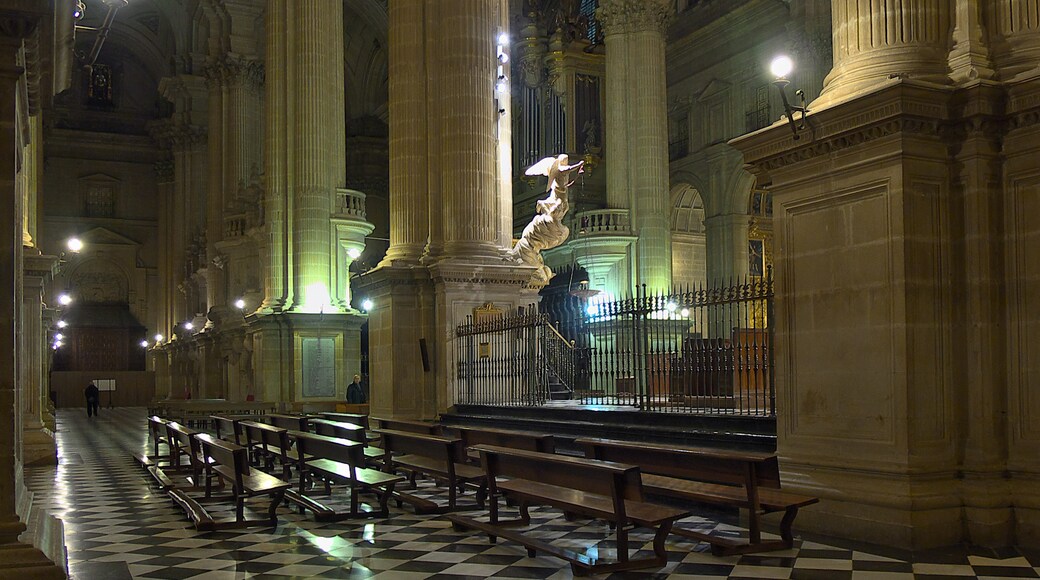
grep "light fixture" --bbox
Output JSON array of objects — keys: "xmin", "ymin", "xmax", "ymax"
[
  {"xmin": 54, "ymin": 333, "xmax": 64, "ymax": 341},
  {"xmin": 666, "ymin": 302, "xmax": 677, "ymax": 313},
  {"xmin": 66, "ymin": 237, "xmax": 84, "ymax": 253},
  {"xmin": 58, "ymin": 293, "xmax": 73, "ymax": 306},
  {"xmin": 183, "ymin": 322, "xmax": 194, "ymax": 331},
  {"xmin": 347, "ymin": 248, "xmax": 362, "ymax": 260},
  {"xmin": 498, "ymin": 33, "xmax": 509, "ymax": 45},
  {"xmin": 140, "ymin": 340, "xmax": 149, "ymax": 348},
  {"xmin": 770, "ymin": 55, "xmax": 809, "ymax": 139},
  {"xmin": 234, "ymin": 298, "xmax": 246, "ymax": 310},
  {"xmin": 361, "ymin": 299, "xmax": 374, "ymax": 312},
  {"xmin": 680, "ymin": 307, "xmax": 690, "ymax": 318},
  {"xmin": 154, "ymin": 333, "xmax": 164, "ymax": 342},
  {"xmin": 56, "ymin": 320, "xmax": 67, "ymax": 329},
  {"xmin": 73, "ymin": 1, "xmax": 85, "ymax": 21}
]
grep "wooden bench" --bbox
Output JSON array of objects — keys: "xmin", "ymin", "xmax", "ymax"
[
  {"xmin": 310, "ymin": 418, "xmax": 383, "ymax": 466},
  {"xmin": 578, "ymin": 437, "xmax": 819, "ymax": 555},
  {"xmin": 161, "ymin": 421, "xmax": 210, "ymax": 491},
  {"xmin": 286, "ymin": 430, "xmax": 404, "ymax": 520},
  {"xmin": 451, "ymin": 425, "xmax": 556, "ymax": 463},
  {"xmin": 375, "ymin": 428, "xmax": 486, "ymax": 513},
  {"xmin": 211, "ymin": 414, "xmax": 253, "ymax": 446},
  {"xmin": 266, "ymin": 413, "xmax": 310, "ymax": 432},
  {"xmin": 321, "ymin": 412, "xmax": 369, "ymax": 429},
  {"xmin": 136, "ymin": 415, "xmax": 171, "ymax": 470},
  {"xmin": 240, "ymin": 420, "xmax": 298, "ymax": 481},
  {"xmin": 448, "ymin": 445, "xmax": 688, "ymax": 576},
  {"xmin": 372, "ymin": 417, "xmax": 443, "ymax": 435},
  {"xmin": 175, "ymin": 433, "xmax": 291, "ymax": 530}
]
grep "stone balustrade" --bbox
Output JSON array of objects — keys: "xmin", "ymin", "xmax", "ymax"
[
  {"xmin": 576, "ymin": 209, "xmax": 631, "ymax": 236},
  {"xmin": 335, "ymin": 188, "xmax": 367, "ymax": 220}
]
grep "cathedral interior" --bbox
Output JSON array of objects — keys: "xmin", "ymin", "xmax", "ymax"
[{"xmin": 2, "ymin": 0, "xmax": 1040, "ymax": 577}]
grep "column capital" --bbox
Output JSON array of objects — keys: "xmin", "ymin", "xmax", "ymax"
[
  {"xmin": 596, "ymin": 0, "xmax": 673, "ymax": 36},
  {"xmin": 204, "ymin": 54, "xmax": 264, "ymax": 90}
]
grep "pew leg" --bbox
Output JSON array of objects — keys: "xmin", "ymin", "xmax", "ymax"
[
  {"xmin": 268, "ymin": 490, "xmax": 285, "ymax": 525},
  {"xmin": 519, "ymin": 502, "xmax": 531, "ymax": 525},
  {"xmin": 377, "ymin": 483, "xmax": 394, "ymax": 517},
  {"xmin": 779, "ymin": 507, "xmax": 799, "ymax": 547},
  {"xmin": 234, "ymin": 488, "xmax": 244, "ymax": 523},
  {"xmin": 448, "ymin": 478, "xmax": 457, "ymax": 510},
  {"xmin": 616, "ymin": 525, "xmax": 629, "ymax": 563},
  {"xmin": 476, "ymin": 484, "xmax": 487, "ymax": 509},
  {"xmin": 651, "ymin": 521, "xmax": 673, "ymax": 565},
  {"xmin": 350, "ymin": 486, "xmax": 360, "ymax": 515}
]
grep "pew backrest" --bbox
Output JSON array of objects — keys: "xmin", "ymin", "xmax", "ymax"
[
  {"xmin": 372, "ymin": 417, "xmax": 443, "ymax": 435},
  {"xmin": 320, "ymin": 412, "xmax": 369, "ymax": 429},
  {"xmin": 310, "ymin": 419, "xmax": 367, "ymax": 444},
  {"xmin": 266, "ymin": 413, "xmax": 309, "ymax": 431},
  {"xmin": 455, "ymin": 426, "xmax": 556, "ymax": 455}
]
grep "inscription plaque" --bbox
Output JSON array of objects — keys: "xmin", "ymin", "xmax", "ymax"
[{"xmin": 302, "ymin": 337, "xmax": 336, "ymax": 398}]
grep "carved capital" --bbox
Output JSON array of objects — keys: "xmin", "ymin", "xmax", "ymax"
[
  {"xmin": 596, "ymin": 0, "xmax": 673, "ymax": 36},
  {"xmin": 204, "ymin": 55, "xmax": 264, "ymax": 90}
]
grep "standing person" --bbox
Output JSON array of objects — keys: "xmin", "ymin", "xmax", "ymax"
[
  {"xmin": 84, "ymin": 383, "xmax": 100, "ymax": 418},
  {"xmin": 346, "ymin": 374, "xmax": 366, "ymax": 404}
]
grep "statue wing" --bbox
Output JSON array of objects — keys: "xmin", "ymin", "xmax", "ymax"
[{"xmin": 525, "ymin": 156, "xmax": 558, "ymax": 176}]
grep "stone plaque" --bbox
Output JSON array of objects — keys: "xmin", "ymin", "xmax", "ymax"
[{"xmin": 301, "ymin": 337, "xmax": 336, "ymax": 398}]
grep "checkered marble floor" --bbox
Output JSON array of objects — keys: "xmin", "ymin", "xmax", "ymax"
[{"xmin": 24, "ymin": 408, "xmax": 1040, "ymax": 579}]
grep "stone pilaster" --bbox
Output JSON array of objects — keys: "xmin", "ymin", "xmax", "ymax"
[
  {"xmin": 703, "ymin": 214, "xmax": 749, "ymax": 284},
  {"xmin": 948, "ymin": 0, "xmax": 996, "ymax": 83},
  {"xmin": 819, "ymin": 0, "xmax": 951, "ymax": 104},
  {"xmin": 21, "ymin": 254, "xmax": 57, "ymax": 467},
  {"xmin": 262, "ymin": 0, "xmax": 290, "ymax": 312},
  {"xmin": 598, "ymin": 0, "xmax": 673, "ymax": 291}
]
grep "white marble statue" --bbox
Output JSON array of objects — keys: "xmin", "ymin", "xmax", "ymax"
[{"xmin": 510, "ymin": 154, "xmax": 584, "ymax": 283}]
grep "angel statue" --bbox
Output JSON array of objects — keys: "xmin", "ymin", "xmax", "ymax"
[{"xmin": 509, "ymin": 154, "xmax": 584, "ymax": 284}]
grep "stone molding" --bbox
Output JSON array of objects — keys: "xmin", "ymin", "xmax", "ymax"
[{"xmin": 596, "ymin": 0, "xmax": 673, "ymax": 36}]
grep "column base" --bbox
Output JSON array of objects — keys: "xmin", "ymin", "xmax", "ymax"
[
  {"xmin": 0, "ymin": 542, "xmax": 66, "ymax": 579},
  {"xmin": 21, "ymin": 422, "xmax": 56, "ymax": 467}
]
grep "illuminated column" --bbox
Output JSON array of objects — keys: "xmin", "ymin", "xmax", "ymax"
[
  {"xmin": 291, "ymin": 0, "xmax": 343, "ymax": 311},
  {"xmin": 985, "ymin": 0, "xmax": 1040, "ymax": 79},
  {"xmin": 262, "ymin": 0, "xmax": 290, "ymax": 311},
  {"xmin": 435, "ymin": 0, "xmax": 503, "ymax": 262},
  {"xmin": 381, "ymin": 0, "xmax": 428, "ymax": 266},
  {"xmin": 820, "ymin": 0, "xmax": 951, "ymax": 103},
  {"xmin": 598, "ymin": 0, "xmax": 673, "ymax": 291}
]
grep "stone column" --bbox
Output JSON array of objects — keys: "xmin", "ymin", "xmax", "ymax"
[
  {"xmin": 22, "ymin": 254, "xmax": 57, "ymax": 467},
  {"xmin": 986, "ymin": 0, "xmax": 1040, "ymax": 80},
  {"xmin": 381, "ymin": 0, "xmax": 427, "ymax": 267},
  {"xmin": 435, "ymin": 0, "xmax": 502, "ymax": 262},
  {"xmin": 819, "ymin": 0, "xmax": 951, "ymax": 103},
  {"xmin": 598, "ymin": 0, "xmax": 673, "ymax": 291},
  {"xmin": 262, "ymin": 0, "xmax": 290, "ymax": 312},
  {"xmin": 0, "ymin": 7, "xmax": 65, "ymax": 577},
  {"xmin": 203, "ymin": 67, "xmax": 226, "ymax": 327},
  {"xmin": 703, "ymin": 214, "xmax": 749, "ymax": 284},
  {"xmin": 292, "ymin": 0, "xmax": 342, "ymax": 311}
]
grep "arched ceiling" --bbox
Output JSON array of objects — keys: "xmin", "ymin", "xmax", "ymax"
[
  {"xmin": 344, "ymin": 0, "xmax": 389, "ymax": 121},
  {"xmin": 671, "ymin": 183, "xmax": 706, "ymax": 234}
]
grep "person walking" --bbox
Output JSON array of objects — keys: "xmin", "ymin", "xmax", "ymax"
[
  {"xmin": 84, "ymin": 383, "xmax": 100, "ymax": 418},
  {"xmin": 346, "ymin": 374, "xmax": 366, "ymax": 404}
]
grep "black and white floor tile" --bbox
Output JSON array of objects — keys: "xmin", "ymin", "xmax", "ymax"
[{"xmin": 25, "ymin": 408, "xmax": 1040, "ymax": 579}]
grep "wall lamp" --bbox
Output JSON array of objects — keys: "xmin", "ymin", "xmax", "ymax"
[{"xmin": 770, "ymin": 55, "xmax": 809, "ymax": 140}]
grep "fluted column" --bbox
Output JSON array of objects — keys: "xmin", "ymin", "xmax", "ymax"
[
  {"xmin": 381, "ymin": 0, "xmax": 428, "ymax": 266},
  {"xmin": 262, "ymin": 0, "xmax": 290, "ymax": 311},
  {"xmin": 820, "ymin": 0, "xmax": 952, "ymax": 102},
  {"xmin": 435, "ymin": 0, "xmax": 501, "ymax": 261},
  {"xmin": 598, "ymin": 0, "xmax": 673, "ymax": 291},
  {"xmin": 986, "ymin": 0, "xmax": 1040, "ymax": 79},
  {"xmin": 203, "ymin": 68, "xmax": 226, "ymax": 327},
  {"xmin": 291, "ymin": 0, "xmax": 343, "ymax": 311}
]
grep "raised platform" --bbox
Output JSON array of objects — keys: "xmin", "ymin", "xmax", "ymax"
[{"xmin": 440, "ymin": 403, "xmax": 777, "ymax": 453}]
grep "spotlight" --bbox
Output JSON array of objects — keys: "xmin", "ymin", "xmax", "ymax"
[
  {"xmin": 140, "ymin": 340, "xmax": 149, "ymax": 348},
  {"xmin": 58, "ymin": 293, "xmax": 73, "ymax": 306},
  {"xmin": 680, "ymin": 308, "xmax": 690, "ymax": 318},
  {"xmin": 66, "ymin": 238, "xmax": 84, "ymax": 253},
  {"xmin": 347, "ymin": 248, "xmax": 362, "ymax": 260},
  {"xmin": 666, "ymin": 302, "xmax": 677, "ymax": 313},
  {"xmin": 53, "ymin": 341, "xmax": 63, "ymax": 349},
  {"xmin": 154, "ymin": 334, "xmax": 164, "ymax": 342},
  {"xmin": 496, "ymin": 79, "xmax": 509, "ymax": 93},
  {"xmin": 586, "ymin": 303, "xmax": 599, "ymax": 317},
  {"xmin": 56, "ymin": 320, "xmax": 67, "ymax": 329},
  {"xmin": 498, "ymin": 33, "xmax": 509, "ymax": 45},
  {"xmin": 54, "ymin": 333, "xmax": 64, "ymax": 341},
  {"xmin": 234, "ymin": 298, "xmax": 246, "ymax": 310},
  {"xmin": 183, "ymin": 322, "xmax": 194, "ymax": 331},
  {"xmin": 361, "ymin": 299, "xmax": 373, "ymax": 311}
]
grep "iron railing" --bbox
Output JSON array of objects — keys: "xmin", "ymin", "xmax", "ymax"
[{"xmin": 453, "ymin": 271, "xmax": 774, "ymax": 415}]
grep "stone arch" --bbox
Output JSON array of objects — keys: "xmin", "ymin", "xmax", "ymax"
[
  {"xmin": 66, "ymin": 257, "xmax": 132, "ymax": 305},
  {"xmin": 669, "ymin": 183, "xmax": 707, "ymax": 289}
]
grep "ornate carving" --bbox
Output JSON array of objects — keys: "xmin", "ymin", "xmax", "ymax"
[
  {"xmin": 154, "ymin": 159, "xmax": 175, "ymax": 182},
  {"xmin": 204, "ymin": 55, "xmax": 264, "ymax": 90},
  {"xmin": 596, "ymin": 0, "xmax": 673, "ymax": 36}
]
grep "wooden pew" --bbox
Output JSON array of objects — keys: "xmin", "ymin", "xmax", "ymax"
[
  {"xmin": 310, "ymin": 418, "xmax": 383, "ymax": 466},
  {"xmin": 372, "ymin": 417, "xmax": 443, "ymax": 435},
  {"xmin": 211, "ymin": 414, "xmax": 252, "ymax": 445},
  {"xmin": 266, "ymin": 413, "xmax": 310, "ymax": 432},
  {"xmin": 448, "ymin": 445, "xmax": 688, "ymax": 576},
  {"xmin": 176, "ymin": 433, "xmax": 291, "ymax": 530},
  {"xmin": 239, "ymin": 420, "xmax": 297, "ymax": 480},
  {"xmin": 320, "ymin": 412, "xmax": 369, "ymax": 429},
  {"xmin": 577, "ymin": 438, "xmax": 819, "ymax": 555},
  {"xmin": 162, "ymin": 421, "xmax": 209, "ymax": 490},
  {"xmin": 375, "ymin": 429, "xmax": 486, "ymax": 513},
  {"xmin": 451, "ymin": 425, "xmax": 556, "ymax": 463},
  {"xmin": 285, "ymin": 430, "xmax": 404, "ymax": 520},
  {"xmin": 136, "ymin": 415, "xmax": 171, "ymax": 470}
]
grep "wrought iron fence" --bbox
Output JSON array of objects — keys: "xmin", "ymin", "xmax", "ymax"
[{"xmin": 454, "ymin": 271, "xmax": 774, "ymax": 415}]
